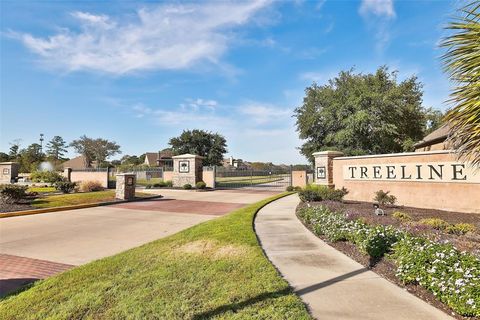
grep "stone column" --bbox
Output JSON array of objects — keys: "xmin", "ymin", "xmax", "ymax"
[
  {"xmin": 115, "ymin": 173, "xmax": 136, "ymax": 200},
  {"xmin": 63, "ymin": 167, "xmax": 72, "ymax": 182},
  {"xmin": 312, "ymin": 151, "xmax": 344, "ymax": 188},
  {"xmin": 172, "ymin": 154, "xmax": 204, "ymax": 188},
  {"xmin": 0, "ymin": 162, "xmax": 19, "ymax": 183}
]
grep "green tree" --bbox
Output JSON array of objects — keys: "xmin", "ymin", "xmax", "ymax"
[
  {"xmin": 0, "ymin": 152, "xmax": 9, "ymax": 162},
  {"xmin": 120, "ymin": 155, "xmax": 142, "ymax": 166},
  {"xmin": 46, "ymin": 136, "xmax": 68, "ymax": 161},
  {"xmin": 70, "ymin": 135, "xmax": 121, "ymax": 167},
  {"xmin": 442, "ymin": 2, "xmax": 480, "ymax": 166},
  {"xmin": 8, "ymin": 140, "xmax": 21, "ymax": 161},
  {"xmin": 169, "ymin": 130, "xmax": 227, "ymax": 166},
  {"xmin": 294, "ymin": 67, "xmax": 438, "ymax": 162},
  {"xmin": 19, "ymin": 143, "xmax": 45, "ymax": 172}
]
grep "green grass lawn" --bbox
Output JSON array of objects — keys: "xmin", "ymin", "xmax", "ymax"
[
  {"xmin": 1, "ymin": 193, "xmax": 311, "ymax": 319},
  {"xmin": 136, "ymin": 177, "xmax": 163, "ymax": 186},
  {"xmin": 27, "ymin": 186, "xmax": 56, "ymax": 193},
  {"xmin": 31, "ymin": 190, "xmax": 153, "ymax": 208}
]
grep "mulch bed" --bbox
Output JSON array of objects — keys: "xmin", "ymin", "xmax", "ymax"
[
  {"xmin": 298, "ymin": 200, "xmax": 480, "ymax": 255},
  {"xmin": 296, "ymin": 201, "xmax": 480, "ymax": 320},
  {"xmin": 0, "ymin": 201, "xmax": 35, "ymax": 213}
]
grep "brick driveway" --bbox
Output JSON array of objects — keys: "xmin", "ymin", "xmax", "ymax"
[
  {"xmin": 0, "ymin": 254, "xmax": 73, "ymax": 296},
  {"xmin": 0, "ymin": 189, "xmax": 277, "ymax": 296}
]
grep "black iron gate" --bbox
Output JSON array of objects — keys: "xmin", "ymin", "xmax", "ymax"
[{"xmin": 215, "ymin": 168, "xmax": 291, "ymax": 191}]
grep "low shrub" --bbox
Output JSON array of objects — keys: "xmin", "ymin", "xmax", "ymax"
[
  {"xmin": 165, "ymin": 180, "xmax": 173, "ymax": 187},
  {"xmin": 392, "ymin": 211, "xmax": 412, "ymax": 222},
  {"xmin": 374, "ymin": 190, "xmax": 397, "ymax": 206},
  {"xmin": 286, "ymin": 186, "xmax": 294, "ymax": 192},
  {"xmin": 359, "ymin": 225, "xmax": 403, "ymax": 258},
  {"xmin": 392, "ymin": 236, "xmax": 480, "ymax": 317},
  {"xmin": 298, "ymin": 185, "xmax": 349, "ymax": 202},
  {"xmin": 294, "ymin": 186, "xmax": 302, "ymax": 191},
  {"xmin": 298, "ymin": 189, "xmax": 321, "ymax": 202},
  {"xmin": 30, "ymin": 170, "xmax": 63, "ymax": 183},
  {"xmin": 0, "ymin": 184, "xmax": 28, "ymax": 204},
  {"xmin": 418, "ymin": 218, "xmax": 449, "ymax": 230},
  {"xmin": 54, "ymin": 180, "xmax": 77, "ymax": 194},
  {"xmin": 446, "ymin": 223, "xmax": 476, "ymax": 235},
  {"xmin": 153, "ymin": 181, "xmax": 166, "ymax": 188},
  {"xmin": 145, "ymin": 184, "xmax": 152, "ymax": 189},
  {"xmin": 79, "ymin": 180, "xmax": 104, "ymax": 192},
  {"xmin": 196, "ymin": 181, "xmax": 206, "ymax": 189},
  {"xmin": 183, "ymin": 184, "xmax": 192, "ymax": 190}
]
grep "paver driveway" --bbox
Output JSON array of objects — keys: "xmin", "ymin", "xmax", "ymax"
[{"xmin": 0, "ymin": 189, "xmax": 277, "ymax": 296}]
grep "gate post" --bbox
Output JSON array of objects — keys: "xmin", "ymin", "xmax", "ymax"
[
  {"xmin": 115, "ymin": 173, "xmax": 136, "ymax": 200},
  {"xmin": 312, "ymin": 151, "xmax": 343, "ymax": 188},
  {"xmin": 172, "ymin": 154, "xmax": 204, "ymax": 188},
  {"xmin": 63, "ymin": 167, "xmax": 72, "ymax": 182}
]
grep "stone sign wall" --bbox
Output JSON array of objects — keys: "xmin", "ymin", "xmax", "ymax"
[
  {"xmin": 314, "ymin": 150, "xmax": 480, "ymax": 214},
  {"xmin": 0, "ymin": 162, "xmax": 19, "ymax": 183},
  {"xmin": 172, "ymin": 154, "xmax": 204, "ymax": 187}
]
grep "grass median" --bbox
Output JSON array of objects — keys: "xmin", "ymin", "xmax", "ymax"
[
  {"xmin": 30, "ymin": 190, "xmax": 152, "ymax": 209},
  {"xmin": 0, "ymin": 192, "xmax": 311, "ymax": 319}
]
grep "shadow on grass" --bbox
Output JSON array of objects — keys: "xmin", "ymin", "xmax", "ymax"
[
  {"xmin": 0, "ymin": 278, "xmax": 37, "ymax": 300},
  {"xmin": 192, "ymin": 288, "xmax": 291, "ymax": 319},
  {"xmin": 193, "ymin": 268, "xmax": 369, "ymax": 319}
]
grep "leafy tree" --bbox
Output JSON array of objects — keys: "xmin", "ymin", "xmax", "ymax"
[
  {"xmin": 294, "ymin": 67, "xmax": 440, "ymax": 162},
  {"xmin": 0, "ymin": 152, "xmax": 9, "ymax": 162},
  {"xmin": 442, "ymin": 2, "xmax": 480, "ymax": 166},
  {"xmin": 424, "ymin": 107, "xmax": 445, "ymax": 135},
  {"xmin": 169, "ymin": 130, "xmax": 227, "ymax": 166},
  {"xmin": 46, "ymin": 136, "xmax": 68, "ymax": 161},
  {"xmin": 121, "ymin": 155, "xmax": 142, "ymax": 166},
  {"xmin": 250, "ymin": 162, "xmax": 274, "ymax": 171},
  {"xmin": 18, "ymin": 143, "xmax": 45, "ymax": 172},
  {"xmin": 8, "ymin": 140, "xmax": 21, "ymax": 160},
  {"xmin": 70, "ymin": 135, "xmax": 121, "ymax": 167}
]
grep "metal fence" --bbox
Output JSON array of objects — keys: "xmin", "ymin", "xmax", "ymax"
[{"xmin": 215, "ymin": 167, "xmax": 292, "ymax": 191}]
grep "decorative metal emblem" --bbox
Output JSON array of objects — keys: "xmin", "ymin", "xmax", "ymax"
[
  {"xmin": 179, "ymin": 160, "xmax": 190, "ymax": 173},
  {"xmin": 317, "ymin": 166, "xmax": 326, "ymax": 179}
]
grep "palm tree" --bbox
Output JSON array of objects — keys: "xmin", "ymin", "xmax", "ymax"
[{"xmin": 441, "ymin": 2, "xmax": 480, "ymax": 166}]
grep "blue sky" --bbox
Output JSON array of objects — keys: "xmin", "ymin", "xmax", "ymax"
[{"xmin": 0, "ymin": 0, "xmax": 455, "ymax": 164}]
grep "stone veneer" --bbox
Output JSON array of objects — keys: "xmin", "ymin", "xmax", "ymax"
[
  {"xmin": 0, "ymin": 162, "xmax": 19, "ymax": 184},
  {"xmin": 172, "ymin": 154, "xmax": 204, "ymax": 187},
  {"xmin": 115, "ymin": 173, "xmax": 136, "ymax": 200}
]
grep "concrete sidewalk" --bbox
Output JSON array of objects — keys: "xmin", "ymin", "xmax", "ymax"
[{"xmin": 255, "ymin": 194, "xmax": 452, "ymax": 320}]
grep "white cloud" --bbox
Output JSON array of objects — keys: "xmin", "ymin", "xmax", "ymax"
[
  {"xmin": 12, "ymin": 1, "xmax": 271, "ymax": 75},
  {"xmin": 358, "ymin": 0, "xmax": 395, "ymax": 53},
  {"xmin": 239, "ymin": 102, "xmax": 291, "ymax": 124},
  {"xmin": 359, "ymin": 0, "xmax": 395, "ymax": 18},
  {"xmin": 181, "ymin": 98, "xmax": 218, "ymax": 111}
]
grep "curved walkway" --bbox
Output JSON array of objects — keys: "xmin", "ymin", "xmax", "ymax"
[{"xmin": 255, "ymin": 194, "xmax": 452, "ymax": 320}]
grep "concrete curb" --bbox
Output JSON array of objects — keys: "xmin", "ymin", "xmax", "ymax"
[{"xmin": 0, "ymin": 195, "xmax": 163, "ymax": 219}]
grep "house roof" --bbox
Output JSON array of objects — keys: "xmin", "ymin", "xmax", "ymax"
[
  {"xmin": 159, "ymin": 149, "xmax": 173, "ymax": 159},
  {"xmin": 144, "ymin": 152, "xmax": 158, "ymax": 165},
  {"xmin": 61, "ymin": 155, "xmax": 96, "ymax": 169},
  {"xmin": 414, "ymin": 124, "xmax": 450, "ymax": 149}
]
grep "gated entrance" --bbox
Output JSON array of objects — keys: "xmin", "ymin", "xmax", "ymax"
[
  {"xmin": 111, "ymin": 167, "xmax": 164, "ymax": 188},
  {"xmin": 215, "ymin": 167, "xmax": 292, "ymax": 191}
]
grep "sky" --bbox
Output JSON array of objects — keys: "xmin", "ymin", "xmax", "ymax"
[{"xmin": 0, "ymin": 0, "xmax": 457, "ymax": 164}]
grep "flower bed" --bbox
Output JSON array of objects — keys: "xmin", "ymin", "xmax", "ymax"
[{"xmin": 297, "ymin": 205, "xmax": 480, "ymax": 317}]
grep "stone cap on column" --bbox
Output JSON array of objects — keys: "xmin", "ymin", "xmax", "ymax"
[
  {"xmin": 172, "ymin": 154, "xmax": 204, "ymax": 159},
  {"xmin": 312, "ymin": 151, "xmax": 344, "ymax": 157}
]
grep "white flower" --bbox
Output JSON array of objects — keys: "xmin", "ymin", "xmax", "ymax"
[{"xmin": 467, "ymin": 299, "xmax": 474, "ymax": 305}]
